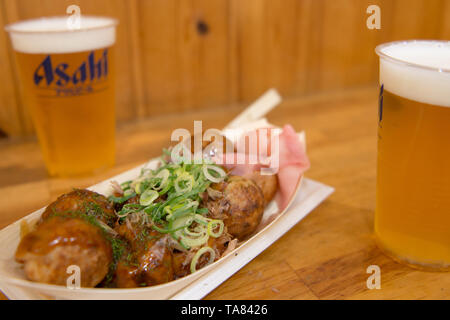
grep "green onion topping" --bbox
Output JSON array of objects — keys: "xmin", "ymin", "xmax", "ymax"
[
  {"xmin": 110, "ymin": 156, "xmax": 228, "ymax": 256},
  {"xmin": 190, "ymin": 246, "xmax": 216, "ymax": 273}
]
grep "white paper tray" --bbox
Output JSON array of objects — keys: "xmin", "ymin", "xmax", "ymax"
[{"xmin": 0, "ymin": 175, "xmax": 333, "ymax": 300}]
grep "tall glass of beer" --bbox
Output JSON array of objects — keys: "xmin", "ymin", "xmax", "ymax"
[
  {"xmin": 6, "ymin": 16, "xmax": 117, "ymax": 176},
  {"xmin": 375, "ymin": 41, "xmax": 450, "ymax": 270}
]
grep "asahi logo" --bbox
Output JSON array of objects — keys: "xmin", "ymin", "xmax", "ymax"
[{"xmin": 33, "ymin": 49, "xmax": 109, "ymax": 97}]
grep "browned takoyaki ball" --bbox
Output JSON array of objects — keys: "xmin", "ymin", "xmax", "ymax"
[
  {"xmin": 40, "ymin": 189, "xmax": 116, "ymax": 227},
  {"xmin": 15, "ymin": 189, "xmax": 116, "ymax": 287},
  {"xmin": 206, "ymin": 176, "xmax": 265, "ymax": 240},
  {"xmin": 15, "ymin": 216, "xmax": 112, "ymax": 287},
  {"xmin": 172, "ymin": 250, "xmax": 189, "ymax": 279},
  {"xmin": 242, "ymin": 171, "xmax": 278, "ymax": 205},
  {"xmin": 114, "ymin": 222, "xmax": 174, "ymax": 288}
]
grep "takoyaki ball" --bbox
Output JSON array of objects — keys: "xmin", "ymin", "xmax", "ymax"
[
  {"xmin": 242, "ymin": 171, "xmax": 278, "ymax": 205},
  {"xmin": 114, "ymin": 222, "xmax": 174, "ymax": 288},
  {"xmin": 15, "ymin": 216, "xmax": 112, "ymax": 287},
  {"xmin": 172, "ymin": 250, "xmax": 191, "ymax": 279},
  {"xmin": 40, "ymin": 189, "xmax": 116, "ymax": 227},
  {"xmin": 206, "ymin": 176, "xmax": 265, "ymax": 240},
  {"xmin": 114, "ymin": 259, "xmax": 139, "ymax": 288}
]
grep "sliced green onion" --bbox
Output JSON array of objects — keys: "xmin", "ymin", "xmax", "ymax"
[
  {"xmin": 143, "ymin": 203, "xmax": 158, "ymax": 215},
  {"xmin": 203, "ymin": 165, "xmax": 226, "ymax": 183},
  {"xmin": 190, "ymin": 246, "xmax": 216, "ymax": 273},
  {"xmin": 194, "ymin": 214, "xmax": 211, "ymax": 226},
  {"xmin": 153, "ymin": 169, "xmax": 170, "ymax": 190},
  {"xmin": 169, "ymin": 200, "xmax": 198, "ymax": 220},
  {"xmin": 174, "ymin": 172, "xmax": 195, "ymax": 193},
  {"xmin": 173, "ymin": 167, "xmax": 184, "ymax": 176},
  {"xmin": 151, "ymin": 224, "xmax": 170, "ymax": 233},
  {"xmin": 184, "ymin": 224, "xmax": 206, "ymax": 237},
  {"xmin": 207, "ymin": 220, "xmax": 224, "ymax": 238},
  {"xmin": 158, "ymin": 184, "xmax": 171, "ymax": 197},
  {"xmin": 171, "ymin": 214, "xmax": 194, "ymax": 230},
  {"xmin": 140, "ymin": 189, "xmax": 159, "ymax": 206},
  {"xmin": 171, "ymin": 214, "xmax": 208, "ymax": 248},
  {"xmin": 120, "ymin": 181, "xmax": 132, "ymax": 190},
  {"xmin": 164, "ymin": 206, "xmax": 173, "ymax": 219},
  {"xmin": 184, "ymin": 200, "xmax": 199, "ymax": 210},
  {"xmin": 116, "ymin": 203, "xmax": 141, "ymax": 218},
  {"xmin": 108, "ymin": 191, "xmax": 136, "ymax": 204},
  {"xmin": 134, "ymin": 181, "xmax": 143, "ymax": 194},
  {"xmin": 180, "ymin": 231, "xmax": 209, "ymax": 249},
  {"xmin": 196, "ymin": 207, "xmax": 209, "ymax": 215}
]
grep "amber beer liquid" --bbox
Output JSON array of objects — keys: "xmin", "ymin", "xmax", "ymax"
[
  {"xmin": 6, "ymin": 17, "xmax": 117, "ymax": 176},
  {"xmin": 375, "ymin": 41, "xmax": 450, "ymax": 270}
]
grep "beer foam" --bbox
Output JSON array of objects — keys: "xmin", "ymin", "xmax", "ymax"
[
  {"xmin": 6, "ymin": 16, "xmax": 116, "ymax": 54},
  {"xmin": 377, "ymin": 41, "xmax": 450, "ymax": 107}
]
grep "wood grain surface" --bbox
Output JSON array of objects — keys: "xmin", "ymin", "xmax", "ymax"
[
  {"xmin": 1, "ymin": 86, "xmax": 449, "ymax": 300},
  {"xmin": 1, "ymin": 0, "xmax": 450, "ymax": 135}
]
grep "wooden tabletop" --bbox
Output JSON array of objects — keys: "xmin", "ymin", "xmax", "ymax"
[{"xmin": 1, "ymin": 86, "xmax": 449, "ymax": 300}]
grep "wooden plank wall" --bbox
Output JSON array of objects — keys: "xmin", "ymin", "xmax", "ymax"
[{"xmin": 0, "ymin": 0, "xmax": 449, "ymax": 136}]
